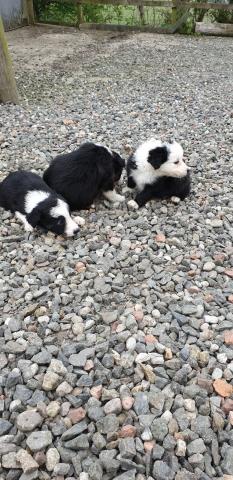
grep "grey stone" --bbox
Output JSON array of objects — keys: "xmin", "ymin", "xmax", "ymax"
[
  {"xmin": 69, "ymin": 348, "xmax": 95, "ymax": 367},
  {"xmin": 88, "ymin": 460, "xmax": 103, "ymax": 480},
  {"xmin": 6, "ymin": 369, "xmax": 22, "ymax": 389},
  {"xmin": 153, "ymin": 461, "xmax": 175, "ymax": 480},
  {"xmin": 64, "ymin": 433, "xmax": 89, "ymax": 450},
  {"xmin": 114, "ymin": 471, "xmax": 136, "ymax": 480},
  {"xmin": 191, "ymin": 415, "xmax": 214, "ymax": 443},
  {"xmin": 187, "ymin": 438, "xmax": 206, "ymax": 456},
  {"xmin": 148, "ymin": 391, "xmax": 165, "ymax": 416},
  {"xmin": 101, "ymin": 311, "xmax": 118, "ymax": 324},
  {"xmin": 96, "ymin": 415, "xmax": 119, "ymax": 434},
  {"xmin": 0, "ymin": 419, "xmax": 12, "ymax": 435},
  {"xmin": 26, "ymin": 431, "xmax": 53, "ymax": 452},
  {"xmin": 0, "ymin": 352, "xmax": 8, "ymax": 369},
  {"xmin": 152, "ymin": 445, "xmax": 165, "ymax": 460},
  {"xmin": 222, "ymin": 447, "xmax": 233, "ymax": 474},
  {"xmin": 134, "ymin": 392, "xmax": 149, "ymax": 415},
  {"xmin": 14, "ymin": 385, "xmax": 32, "ymax": 403},
  {"xmin": 3, "ymin": 341, "xmax": 26, "ymax": 354},
  {"xmin": 151, "ymin": 419, "xmax": 168, "ymax": 442},
  {"xmin": 7, "ymin": 318, "xmax": 22, "ymax": 332},
  {"xmin": 119, "ymin": 438, "xmax": 136, "ymax": 459},
  {"xmin": 92, "ymin": 432, "xmax": 106, "ymax": 450},
  {"xmin": 32, "ymin": 349, "xmax": 52, "ymax": 365},
  {"xmin": 0, "ymin": 443, "xmax": 17, "ymax": 455},
  {"xmin": 17, "ymin": 411, "xmax": 42, "ymax": 432},
  {"xmin": 19, "ymin": 471, "xmax": 39, "ymax": 480},
  {"xmin": 99, "ymin": 449, "xmax": 120, "ymax": 472},
  {"xmin": 53, "ymin": 463, "xmax": 70, "ymax": 475},
  {"xmin": 61, "ymin": 420, "xmax": 88, "ymax": 440}
]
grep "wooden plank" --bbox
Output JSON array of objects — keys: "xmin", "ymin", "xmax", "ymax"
[
  {"xmin": 0, "ymin": 16, "xmax": 19, "ymax": 103},
  {"xmin": 61, "ymin": 0, "xmax": 173, "ymax": 6},
  {"xmin": 80, "ymin": 22, "xmax": 174, "ymax": 32},
  {"xmin": 24, "ymin": 0, "xmax": 35, "ymax": 25},
  {"xmin": 196, "ymin": 21, "xmax": 233, "ymax": 36},
  {"xmin": 58, "ymin": 0, "xmax": 233, "ymax": 10},
  {"xmin": 176, "ymin": 1, "xmax": 233, "ymax": 10}
]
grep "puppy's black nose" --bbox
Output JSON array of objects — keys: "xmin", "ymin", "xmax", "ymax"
[{"xmin": 73, "ymin": 227, "xmax": 79, "ymax": 235}]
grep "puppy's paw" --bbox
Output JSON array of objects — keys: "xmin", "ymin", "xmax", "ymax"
[
  {"xmin": 114, "ymin": 194, "xmax": 125, "ymax": 203},
  {"xmin": 73, "ymin": 216, "xmax": 85, "ymax": 226},
  {"xmin": 171, "ymin": 196, "xmax": 181, "ymax": 204},
  {"xmin": 127, "ymin": 200, "xmax": 139, "ymax": 210},
  {"xmin": 25, "ymin": 224, "xmax": 34, "ymax": 233}
]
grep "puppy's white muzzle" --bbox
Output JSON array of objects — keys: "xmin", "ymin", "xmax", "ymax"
[{"xmin": 65, "ymin": 219, "xmax": 79, "ymax": 237}]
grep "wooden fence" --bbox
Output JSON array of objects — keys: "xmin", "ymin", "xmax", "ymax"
[{"xmin": 26, "ymin": 0, "xmax": 233, "ymax": 34}]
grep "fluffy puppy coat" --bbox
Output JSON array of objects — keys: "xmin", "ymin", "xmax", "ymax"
[
  {"xmin": 43, "ymin": 142, "xmax": 125, "ymax": 211},
  {"xmin": 0, "ymin": 171, "xmax": 80, "ymax": 236},
  {"xmin": 127, "ymin": 139, "xmax": 191, "ymax": 207}
]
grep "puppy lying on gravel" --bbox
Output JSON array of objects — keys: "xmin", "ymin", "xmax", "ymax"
[
  {"xmin": 43, "ymin": 142, "xmax": 125, "ymax": 211},
  {"xmin": 127, "ymin": 139, "xmax": 191, "ymax": 208},
  {"xmin": 0, "ymin": 170, "xmax": 84, "ymax": 236}
]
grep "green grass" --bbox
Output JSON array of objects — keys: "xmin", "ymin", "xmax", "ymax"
[
  {"xmin": 35, "ymin": 0, "xmax": 233, "ymax": 34},
  {"xmin": 37, "ymin": 1, "xmax": 174, "ymax": 27}
]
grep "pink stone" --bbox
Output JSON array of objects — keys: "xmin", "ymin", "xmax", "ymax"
[
  {"xmin": 118, "ymin": 425, "xmax": 137, "ymax": 438},
  {"xmin": 134, "ymin": 310, "xmax": 144, "ymax": 322},
  {"xmin": 155, "ymin": 233, "xmax": 166, "ymax": 243},
  {"xmin": 144, "ymin": 441, "xmax": 155, "ymax": 452},
  {"xmin": 122, "ymin": 396, "xmax": 134, "ymax": 410},
  {"xmin": 84, "ymin": 359, "xmax": 94, "ymax": 371},
  {"xmin": 68, "ymin": 407, "xmax": 86, "ymax": 424},
  {"xmin": 229, "ymin": 411, "xmax": 233, "ymax": 426},
  {"xmin": 145, "ymin": 334, "xmax": 157, "ymax": 344},
  {"xmin": 90, "ymin": 385, "xmax": 102, "ymax": 400}
]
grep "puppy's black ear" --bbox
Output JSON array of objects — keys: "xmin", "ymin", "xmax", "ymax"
[
  {"xmin": 26, "ymin": 206, "xmax": 42, "ymax": 227},
  {"xmin": 148, "ymin": 146, "xmax": 168, "ymax": 169},
  {"xmin": 112, "ymin": 152, "xmax": 125, "ymax": 169}
]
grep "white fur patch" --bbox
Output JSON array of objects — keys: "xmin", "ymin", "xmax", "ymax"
[
  {"xmin": 50, "ymin": 198, "xmax": 78, "ymax": 237},
  {"xmin": 131, "ymin": 139, "xmax": 162, "ymax": 191},
  {"xmin": 25, "ymin": 190, "xmax": 49, "ymax": 214},
  {"xmin": 160, "ymin": 141, "xmax": 186, "ymax": 178},
  {"xmin": 130, "ymin": 139, "xmax": 188, "ymax": 192},
  {"xmin": 103, "ymin": 190, "xmax": 125, "ymax": 203},
  {"xmin": 15, "ymin": 211, "xmax": 33, "ymax": 232},
  {"xmin": 73, "ymin": 215, "xmax": 85, "ymax": 226}
]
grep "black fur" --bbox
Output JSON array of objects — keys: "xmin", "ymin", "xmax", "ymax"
[
  {"xmin": 148, "ymin": 146, "xmax": 168, "ymax": 169},
  {"xmin": 135, "ymin": 171, "xmax": 191, "ymax": 207},
  {"xmin": 126, "ymin": 155, "xmax": 137, "ymax": 188},
  {"xmin": 0, "ymin": 170, "xmax": 74, "ymax": 235},
  {"xmin": 43, "ymin": 143, "xmax": 125, "ymax": 211}
]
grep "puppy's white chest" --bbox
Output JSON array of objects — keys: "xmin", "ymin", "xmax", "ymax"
[{"xmin": 132, "ymin": 162, "xmax": 157, "ymax": 191}]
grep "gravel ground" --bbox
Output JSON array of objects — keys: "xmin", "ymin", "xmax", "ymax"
[{"xmin": 0, "ymin": 25, "xmax": 233, "ymax": 480}]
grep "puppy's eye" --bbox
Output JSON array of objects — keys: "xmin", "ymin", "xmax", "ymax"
[{"xmin": 174, "ymin": 160, "xmax": 179, "ymax": 165}]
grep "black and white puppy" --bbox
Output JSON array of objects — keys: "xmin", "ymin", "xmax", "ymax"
[
  {"xmin": 0, "ymin": 170, "xmax": 82, "ymax": 236},
  {"xmin": 43, "ymin": 142, "xmax": 125, "ymax": 211},
  {"xmin": 127, "ymin": 139, "xmax": 191, "ymax": 208}
]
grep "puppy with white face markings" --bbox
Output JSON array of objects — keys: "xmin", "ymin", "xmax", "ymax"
[
  {"xmin": 0, "ymin": 171, "xmax": 83, "ymax": 236},
  {"xmin": 127, "ymin": 139, "xmax": 191, "ymax": 208}
]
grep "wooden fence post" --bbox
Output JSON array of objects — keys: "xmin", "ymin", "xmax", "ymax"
[
  {"xmin": 76, "ymin": 3, "xmax": 84, "ymax": 26},
  {"xmin": 0, "ymin": 16, "xmax": 19, "ymax": 104},
  {"xmin": 24, "ymin": 0, "xmax": 35, "ymax": 25}
]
